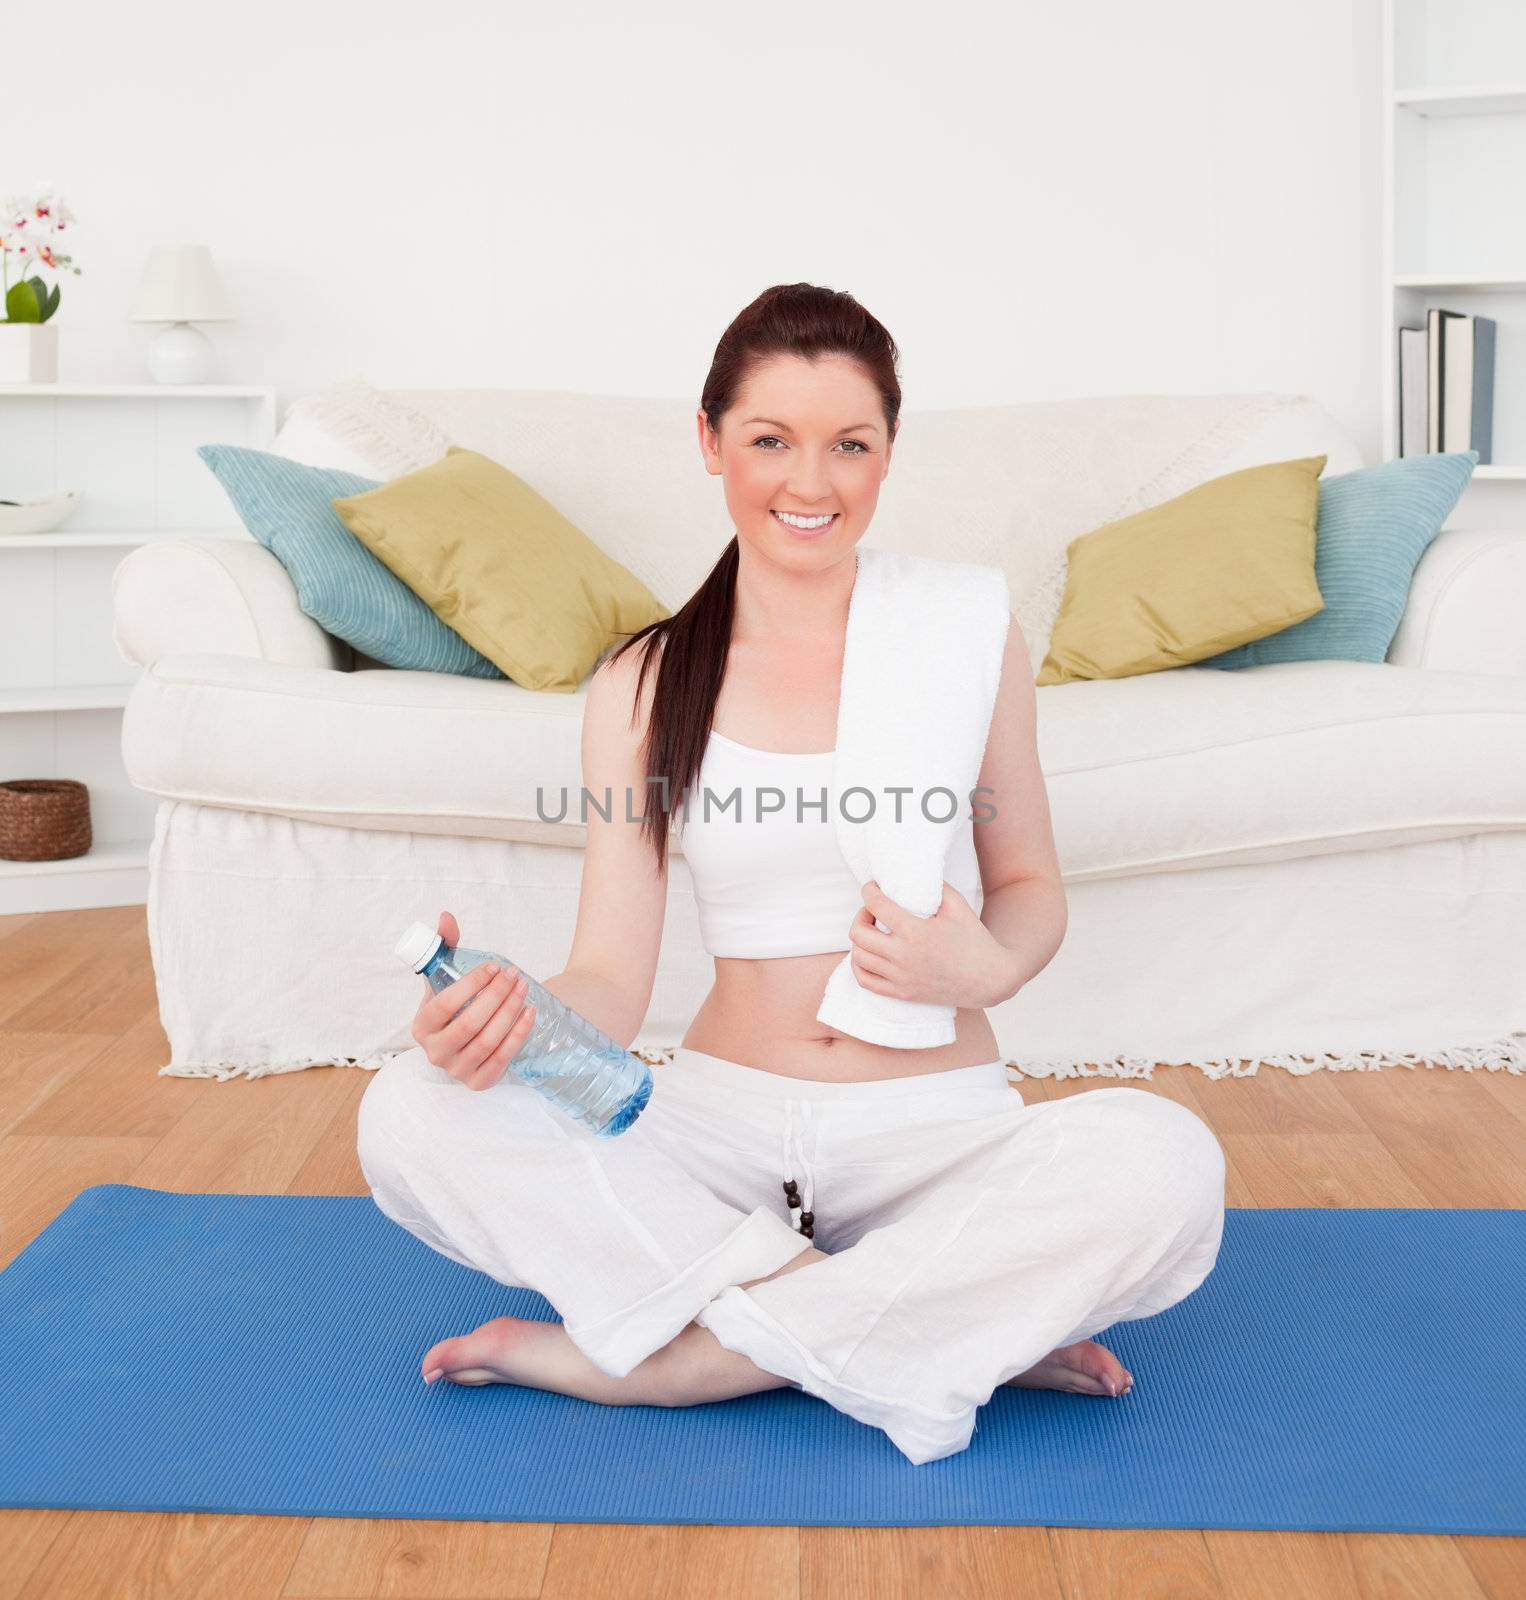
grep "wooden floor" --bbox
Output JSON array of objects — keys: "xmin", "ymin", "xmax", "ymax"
[{"xmin": 1, "ymin": 905, "xmax": 1522, "ymax": 1600}]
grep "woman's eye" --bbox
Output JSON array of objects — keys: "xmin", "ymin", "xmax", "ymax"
[{"xmin": 752, "ymin": 436, "xmax": 869, "ymax": 454}]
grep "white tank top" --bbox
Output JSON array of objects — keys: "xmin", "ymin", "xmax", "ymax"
[{"xmin": 675, "ymin": 728, "xmax": 984, "ymax": 959}]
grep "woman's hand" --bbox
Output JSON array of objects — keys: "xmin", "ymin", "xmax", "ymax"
[
  {"xmin": 411, "ymin": 909, "xmax": 537, "ymax": 1091},
  {"xmin": 846, "ymin": 879, "xmax": 1021, "ymax": 1010}
]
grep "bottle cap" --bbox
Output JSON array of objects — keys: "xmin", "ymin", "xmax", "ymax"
[{"xmin": 395, "ymin": 921, "xmax": 444, "ymax": 972}]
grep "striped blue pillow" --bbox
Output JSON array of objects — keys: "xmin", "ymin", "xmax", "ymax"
[
  {"xmin": 1198, "ymin": 451, "xmax": 1479, "ymax": 669},
  {"xmin": 197, "ymin": 444, "xmax": 505, "ymax": 679}
]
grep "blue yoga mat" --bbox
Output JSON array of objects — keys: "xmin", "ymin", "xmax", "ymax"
[{"xmin": 0, "ymin": 1185, "xmax": 1521, "ymax": 1532}]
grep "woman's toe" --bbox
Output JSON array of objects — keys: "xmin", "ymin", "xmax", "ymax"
[{"xmin": 421, "ymin": 1332, "xmax": 466, "ymax": 1384}]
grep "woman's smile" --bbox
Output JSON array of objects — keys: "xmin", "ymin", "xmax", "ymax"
[{"xmin": 771, "ymin": 509, "xmax": 840, "ymax": 537}]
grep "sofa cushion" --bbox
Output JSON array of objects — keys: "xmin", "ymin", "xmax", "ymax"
[
  {"xmin": 121, "ymin": 654, "xmax": 1526, "ymax": 882},
  {"xmin": 269, "ymin": 379, "xmax": 455, "ymax": 476},
  {"xmin": 1037, "ymin": 658, "xmax": 1526, "ymax": 877},
  {"xmin": 1036, "ymin": 455, "xmax": 1328, "ymax": 685},
  {"xmin": 1199, "ymin": 450, "xmax": 1479, "ymax": 669},
  {"xmin": 124, "ymin": 654, "xmax": 588, "ymax": 846},
  {"xmin": 196, "ymin": 445, "xmax": 507, "ymax": 680},
  {"xmin": 331, "ymin": 445, "xmax": 671, "ymax": 694}
]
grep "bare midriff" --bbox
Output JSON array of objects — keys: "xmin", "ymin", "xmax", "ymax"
[{"xmin": 678, "ymin": 950, "xmax": 1003, "ymax": 1082}]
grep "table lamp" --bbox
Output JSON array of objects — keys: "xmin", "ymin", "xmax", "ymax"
[{"xmin": 129, "ymin": 244, "xmax": 233, "ymax": 384}]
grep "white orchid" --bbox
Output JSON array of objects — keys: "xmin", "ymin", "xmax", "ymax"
[{"xmin": 1, "ymin": 183, "xmax": 82, "ymax": 323}]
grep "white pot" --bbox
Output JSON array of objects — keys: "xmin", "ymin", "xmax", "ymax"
[{"xmin": 0, "ymin": 322, "xmax": 59, "ymax": 383}]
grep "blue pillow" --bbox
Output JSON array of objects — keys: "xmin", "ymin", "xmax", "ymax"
[
  {"xmin": 196, "ymin": 444, "xmax": 506, "ymax": 679},
  {"xmin": 1198, "ymin": 451, "xmax": 1478, "ymax": 669}
]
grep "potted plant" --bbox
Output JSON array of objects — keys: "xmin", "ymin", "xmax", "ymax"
[{"xmin": 0, "ymin": 185, "xmax": 82, "ymax": 383}]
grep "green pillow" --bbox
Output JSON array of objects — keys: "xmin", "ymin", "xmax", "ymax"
[
  {"xmin": 1038, "ymin": 455, "xmax": 1327, "ymax": 686},
  {"xmin": 197, "ymin": 445, "xmax": 505, "ymax": 678},
  {"xmin": 333, "ymin": 446, "xmax": 671, "ymax": 693}
]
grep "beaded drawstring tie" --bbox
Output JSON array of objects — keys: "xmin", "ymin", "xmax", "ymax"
[{"xmin": 780, "ymin": 1098, "xmax": 816, "ymax": 1240}]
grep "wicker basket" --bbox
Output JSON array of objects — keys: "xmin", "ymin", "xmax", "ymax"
[{"xmin": 0, "ymin": 778, "xmax": 92, "ymax": 861}]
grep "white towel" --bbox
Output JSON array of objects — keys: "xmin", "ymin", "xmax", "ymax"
[{"xmin": 816, "ymin": 545, "xmax": 1011, "ymax": 1048}]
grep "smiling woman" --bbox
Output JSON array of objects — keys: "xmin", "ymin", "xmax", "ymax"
[
  {"xmin": 357, "ymin": 282, "xmax": 1227, "ymax": 1467},
  {"xmin": 591, "ymin": 288, "xmax": 1049, "ymax": 1084}
]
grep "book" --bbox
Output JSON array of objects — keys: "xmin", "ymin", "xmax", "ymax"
[
  {"xmin": 1415, "ymin": 307, "xmax": 1494, "ymax": 462},
  {"xmin": 1441, "ymin": 314, "xmax": 1495, "ymax": 463},
  {"xmin": 1473, "ymin": 315, "xmax": 1496, "ymax": 463},
  {"xmin": 1427, "ymin": 308, "xmax": 1467, "ymax": 453},
  {"xmin": 1399, "ymin": 325, "xmax": 1427, "ymax": 457}
]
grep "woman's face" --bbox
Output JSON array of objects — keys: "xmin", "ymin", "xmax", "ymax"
[{"xmin": 698, "ymin": 352, "xmax": 895, "ymax": 566}]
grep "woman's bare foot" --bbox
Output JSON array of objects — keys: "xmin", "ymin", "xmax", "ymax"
[
  {"xmin": 422, "ymin": 1315, "xmax": 560, "ymax": 1388},
  {"xmin": 1004, "ymin": 1338, "xmax": 1133, "ymax": 1397},
  {"xmin": 421, "ymin": 1314, "xmax": 682, "ymax": 1408},
  {"xmin": 420, "ymin": 1248, "xmax": 831, "ymax": 1397},
  {"xmin": 417, "ymin": 1248, "xmax": 830, "ymax": 1406}
]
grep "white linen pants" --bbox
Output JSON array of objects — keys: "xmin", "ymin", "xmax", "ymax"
[{"xmin": 357, "ymin": 1042, "xmax": 1226, "ymax": 1465}]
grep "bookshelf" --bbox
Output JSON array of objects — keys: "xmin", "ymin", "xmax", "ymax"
[
  {"xmin": 0, "ymin": 383, "xmax": 271, "ymax": 913},
  {"xmin": 1383, "ymin": 0, "xmax": 1526, "ymax": 524}
]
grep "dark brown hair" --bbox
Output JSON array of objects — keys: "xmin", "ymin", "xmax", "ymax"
[{"xmin": 605, "ymin": 281, "xmax": 902, "ymax": 872}]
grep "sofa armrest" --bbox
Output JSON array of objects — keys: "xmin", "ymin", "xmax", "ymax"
[
  {"xmin": 111, "ymin": 538, "xmax": 354, "ymax": 673},
  {"xmin": 1386, "ymin": 527, "xmax": 1526, "ymax": 676}
]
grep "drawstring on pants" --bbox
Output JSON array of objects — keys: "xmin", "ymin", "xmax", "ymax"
[{"xmin": 780, "ymin": 1098, "xmax": 816, "ymax": 1240}]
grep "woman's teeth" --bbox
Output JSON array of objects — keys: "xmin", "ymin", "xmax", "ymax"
[{"xmin": 772, "ymin": 510, "xmax": 838, "ymax": 532}]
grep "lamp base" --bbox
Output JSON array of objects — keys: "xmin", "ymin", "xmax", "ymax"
[{"xmin": 145, "ymin": 322, "xmax": 215, "ymax": 385}]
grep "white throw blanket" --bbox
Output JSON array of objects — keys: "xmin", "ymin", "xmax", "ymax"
[{"xmin": 815, "ymin": 546, "xmax": 1011, "ymax": 1048}]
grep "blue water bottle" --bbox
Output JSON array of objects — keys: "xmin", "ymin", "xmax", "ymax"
[{"xmin": 394, "ymin": 921, "xmax": 653, "ymax": 1136}]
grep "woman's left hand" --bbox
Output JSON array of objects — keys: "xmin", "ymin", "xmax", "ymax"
[{"xmin": 847, "ymin": 879, "xmax": 1020, "ymax": 1009}]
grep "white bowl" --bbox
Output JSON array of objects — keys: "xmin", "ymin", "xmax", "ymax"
[{"xmin": 0, "ymin": 490, "xmax": 84, "ymax": 537}]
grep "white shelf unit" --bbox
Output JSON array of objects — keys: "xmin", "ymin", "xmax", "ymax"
[
  {"xmin": 1382, "ymin": 0, "xmax": 1526, "ymax": 536},
  {"xmin": 0, "ymin": 383, "xmax": 272, "ymax": 913}
]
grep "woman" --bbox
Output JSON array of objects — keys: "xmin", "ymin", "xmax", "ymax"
[{"xmin": 357, "ymin": 283, "xmax": 1227, "ymax": 1466}]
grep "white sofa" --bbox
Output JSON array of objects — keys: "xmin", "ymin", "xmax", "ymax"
[{"xmin": 111, "ymin": 385, "xmax": 1526, "ymax": 1082}]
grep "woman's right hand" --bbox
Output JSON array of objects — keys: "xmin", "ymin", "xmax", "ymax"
[{"xmin": 411, "ymin": 910, "xmax": 537, "ymax": 1091}]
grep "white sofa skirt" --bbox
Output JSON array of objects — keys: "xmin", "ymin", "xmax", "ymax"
[{"xmin": 145, "ymin": 799, "xmax": 1526, "ymax": 1082}]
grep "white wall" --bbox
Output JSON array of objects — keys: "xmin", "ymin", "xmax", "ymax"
[{"xmin": 10, "ymin": 0, "xmax": 1381, "ymax": 458}]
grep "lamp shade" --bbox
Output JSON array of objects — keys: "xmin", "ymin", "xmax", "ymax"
[{"xmin": 128, "ymin": 245, "xmax": 233, "ymax": 323}]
